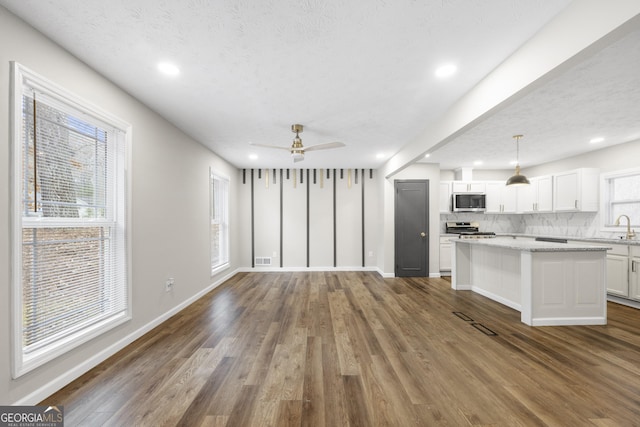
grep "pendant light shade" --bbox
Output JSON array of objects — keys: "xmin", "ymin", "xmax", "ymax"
[{"xmin": 506, "ymin": 134, "xmax": 530, "ymax": 186}]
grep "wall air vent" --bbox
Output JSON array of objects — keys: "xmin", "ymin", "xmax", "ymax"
[{"xmin": 255, "ymin": 257, "xmax": 272, "ymax": 266}]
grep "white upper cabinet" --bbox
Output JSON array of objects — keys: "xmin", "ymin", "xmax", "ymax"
[
  {"xmin": 517, "ymin": 175, "xmax": 553, "ymax": 213},
  {"xmin": 485, "ymin": 181, "xmax": 518, "ymax": 213},
  {"xmin": 451, "ymin": 181, "xmax": 485, "ymax": 193},
  {"xmin": 536, "ymin": 175, "xmax": 554, "ymax": 212},
  {"xmin": 439, "ymin": 181, "xmax": 451, "ymax": 213},
  {"xmin": 553, "ymin": 168, "xmax": 599, "ymax": 212}
]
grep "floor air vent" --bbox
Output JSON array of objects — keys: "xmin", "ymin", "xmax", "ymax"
[{"xmin": 255, "ymin": 257, "xmax": 272, "ymax": 266}]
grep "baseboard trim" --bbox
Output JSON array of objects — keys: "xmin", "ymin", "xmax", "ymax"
[
  {"xmin": 237, "ymin": 266, "xmax": 445, "ymax": 279},
  {"xmin": 239, "ymin": 266, "xmax": 399, "ymax": 279},
  {"xmin": 13, "ymin": 268, "xmax": 239, "ymax": 406},
  {"xmin": 607, "ymin": 295, "xmax": 640, "ymax": 309},
  {"xmin": 237, "ymin": 266, "xmax": 382, "ymax": 273},
  {"xmin": 530, "ymin": 317, "xmax": 607, "ymax": 326}
]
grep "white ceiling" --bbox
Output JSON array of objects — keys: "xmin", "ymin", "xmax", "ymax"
[
  {"xmin": 423, "ymin": 25, "xmax": 640, "ymax": 170},
  {"xmin": 5, "ymin": 0, "xmax": 634, "ymax": 171}
]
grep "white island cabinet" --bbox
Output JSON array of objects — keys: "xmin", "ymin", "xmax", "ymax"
[{"xmin": 452, "ymin": 238, "xmax": 609, "ymax": 326}]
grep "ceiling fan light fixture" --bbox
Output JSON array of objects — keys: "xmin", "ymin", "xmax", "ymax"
[
  {"xmin": 291, "ymin": 150, "xmax": 304, "ymax": 162},
  {"xmin": 248, "ymin": 124, "xmax": 344, "ymax": 163},
  {"xmin": 506, "ymin": 134, "xmax": 530, "ymax": 186}
]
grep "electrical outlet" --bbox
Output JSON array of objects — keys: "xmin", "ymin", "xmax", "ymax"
[{"xmin": 165, "ymin": 278, "xmax": 174, "ymax": 292}]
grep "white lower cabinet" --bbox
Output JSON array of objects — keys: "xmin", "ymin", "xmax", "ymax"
[
  {"xmin": 571, "ymin": 241, "xmax": 634, "ymax": 299},
  {"xmin": 606, "ymin": 253, "xmax": 629, "ymax": 297},
  {"xmin": 630, "ymin": 247, "xmax": 640, "ymax": 300},
  {"xmin": 440, "ymin": 236, "xmax": 455, "ymax": 274}
]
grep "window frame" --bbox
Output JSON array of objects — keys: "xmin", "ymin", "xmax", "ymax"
[
  {"xmin": 210, "ymin": 168, "xmax": 230, "ymax": 275},
  {"xmin": 600, "ymin": 167, "xmax": 640, "ymax": 231},
  {"xmin": 10, "ymin": 62, "xmax": 132, "ymax": 378}
]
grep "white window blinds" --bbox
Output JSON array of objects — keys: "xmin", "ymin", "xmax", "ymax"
[
  {"xmin": 11, "ymin": 63, "xmax": 131, "ymax": 377},
  {"xmin": 603, "ymin": 170, "xmax": 640, "ymax": 227},
  {"xmin": 210, "ymin": 170, "xmax": 229, "ymax": 273}
]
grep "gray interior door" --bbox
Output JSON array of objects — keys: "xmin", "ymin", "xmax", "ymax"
[{"xmin": 395, "ymin": 180, "xmax": 429, "ymax": 277}]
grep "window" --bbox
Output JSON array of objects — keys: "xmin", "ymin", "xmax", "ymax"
[
  {"xmin": 601, "ymin": 168, "xmax": 640, "ymax": 228},
  {"xmin": 210, "ymin": 170, "xmax": 229, "ymax": 273},
  {"xmin": 11, "ymin": 63, "xmax": 131, "ymax": 377}
]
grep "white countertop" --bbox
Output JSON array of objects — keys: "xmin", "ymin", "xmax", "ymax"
[
  {"xmin": 453, "ymin": 236, "xmax": 610, "ymax": 252},
  {"xmin": 499, "ymin": 233, "xmax": 640, "ymax": 246},
  {"xmin": 441, "ymin": 233, "xmax": 640, "ymax": 246}
]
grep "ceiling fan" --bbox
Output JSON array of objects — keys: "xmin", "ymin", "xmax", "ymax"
[{"xmin": 250, "ymin": 124, "xmax": 345, "ymax": 162}]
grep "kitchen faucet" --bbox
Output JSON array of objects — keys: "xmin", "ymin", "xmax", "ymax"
[{"xmin": 615, "ymin": 214, "xmax": 636, "ymax": 240}]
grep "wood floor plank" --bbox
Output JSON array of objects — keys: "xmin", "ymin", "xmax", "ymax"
[
  {"xmin": 40, "ymin": 272, "xmax": 640, "ymax": 426},
  {"xmin": 301, "ymin": 336, "xmax": 325, "ymax": 427}
]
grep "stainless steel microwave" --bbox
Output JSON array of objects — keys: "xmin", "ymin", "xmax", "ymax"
[{"xmin": 452, "ymin": 193, "xmax": 486, "ymax": 212}]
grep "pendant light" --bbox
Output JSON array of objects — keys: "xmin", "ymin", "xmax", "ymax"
[{"xmin": 506, "ymin": 134, "xmax": 530, "ymax": 186}]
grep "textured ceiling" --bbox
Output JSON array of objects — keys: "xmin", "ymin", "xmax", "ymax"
[
  {"xmin": 423, "ymin": 25, "xmax": 640, "ymax": 170},
  {"xmin": 0, "ymin": 0, "xmax": 582, "ymax": 169}
]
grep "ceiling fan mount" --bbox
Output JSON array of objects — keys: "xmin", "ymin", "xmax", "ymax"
[{"xmin": 249, "ymin": 124, "xmax": 345, "ymax": 163}]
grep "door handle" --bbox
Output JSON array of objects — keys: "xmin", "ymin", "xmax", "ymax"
[{"xmin": 420, "ymin": 232, "xmax": 426, "ymax": 238}]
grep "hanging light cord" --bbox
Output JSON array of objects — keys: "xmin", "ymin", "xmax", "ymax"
[{"xmin": 514, "ymin": 134, "xmax": 522, "ymax": 165}]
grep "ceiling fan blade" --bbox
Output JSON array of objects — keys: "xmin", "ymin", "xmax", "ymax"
[
  {"xmin": 248, "ymin": 142, "xmax": 291, "ymax": 151},
  {"xmin": 302, "ymin": 141, "xmax": 345, "ymax": 152}
]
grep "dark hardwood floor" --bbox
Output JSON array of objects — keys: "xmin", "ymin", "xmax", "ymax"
[{"xmin": 42, "ymin": 272, "xmax": 640, "ymax": 426}]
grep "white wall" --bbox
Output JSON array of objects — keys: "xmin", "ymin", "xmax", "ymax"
[
  {"xmin": 0, "ymin": 7, "xmax": 240, "ymax": 404},
  {"xmin": 522, "ymin": 138, "xmax": 640, "ymax": 177},
  {"xmin": 239, "ymin": 168, "xmax": 379, "ymax": 270},
  {"xmin": 309, "ymin": 170, "xmax": 334, "ymax": 267}
]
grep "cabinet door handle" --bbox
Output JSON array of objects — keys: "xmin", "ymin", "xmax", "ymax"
[
  {"xmin": 633, "ymin": 261, "xmax": 636, "ymax": 273},
  {"xmin": 574, "ymin": 200, "xmax": 578, "ymax": 209}
]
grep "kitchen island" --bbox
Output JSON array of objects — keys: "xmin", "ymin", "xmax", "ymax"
[{"xmin": 451, "ymin": 237, "xmax": 610, "ymax": 326}]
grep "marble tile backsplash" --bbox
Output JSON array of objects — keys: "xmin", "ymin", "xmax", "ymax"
[
  {"xmin": 521, "ymin": 212, "xmax": 601, "ymax": 237},
  {"xmin": 441, "ymin": 212, "xmax": 622, "ymax": 239}
]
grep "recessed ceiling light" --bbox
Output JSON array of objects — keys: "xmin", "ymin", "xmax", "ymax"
[
  {"xmin": 590, "ymin": 137, "xmax": 605, "ymax": 144},
  {"xmin": 435, "ymin": 63, "xmax": 457, "ymax": 78},
  {"xmin": 157, "ymin": 62, "xmax": 180, "ymax": 76},
  {"xmin": 473, "ymin": 160, "xmax": 483, "ymax": 166},
  {"xmin": 424, "ymin": 153, "xmax": 431, "ymax": 158},
  {"xmin": 376, "ymin": 153, "xmax": 385, "ymax": 159},
  {"xmin": 249, "ymin": 154, "xmax": 258, "ymax": 160}
]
